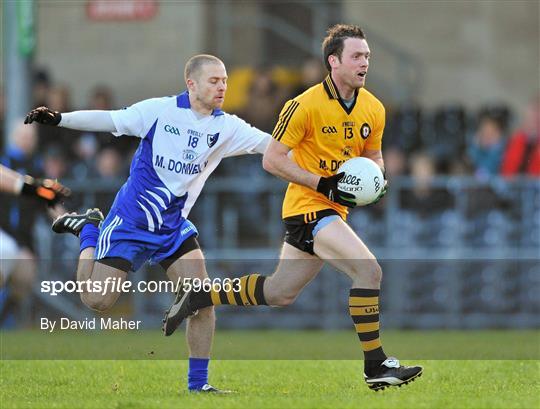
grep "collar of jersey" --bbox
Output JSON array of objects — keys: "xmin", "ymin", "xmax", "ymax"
[
  {"xmin": 176, "ymin": 91, "xmax": 224, "ymax": 117},
  {"xmin": 322, "ymin": 75, "xmax": 358, "ymax": 115}
]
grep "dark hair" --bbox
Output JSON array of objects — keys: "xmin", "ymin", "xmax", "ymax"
[{"xmin": 322, "ymin": 24, "xmax": 366, "ymax": 72}]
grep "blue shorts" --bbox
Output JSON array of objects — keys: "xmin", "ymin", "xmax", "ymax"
[{"xmin": 94, "ymin": 213, "xmax": 198, "ymax": 272}]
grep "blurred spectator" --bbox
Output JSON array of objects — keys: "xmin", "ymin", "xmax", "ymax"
[
  {"xmin": 478, "ymin": 104, "xmax": 512, "ymax": 133},
  {"xmin": 96, "ymin": 145, "xmax": 123, "ymax": 178},
  {"xmin": 401, "ymin": 152, "xmax": 454, "ymax": 216},
  {"xmin": 217, "ymin": 69, "xmax": 279, "ymax": 241},
  {"xmin": 39, "ymin": 85, "xmax": 80, "ymax": 155},
  {"xmin": 384, "ymin": 105, "xmax": 423, "ymax": 153},
  {"xmin": 71, "ymin": 134, "xmax": 99, "ymax": 181},
  {"xmin": 0, "ymin": 122, "xmax": 42, "ymax": 251},
  {"xmin": 85, "ymin": 84, "xmax": 138, "ymax": 158},
  {"xmin": 47, "ymin": 84, "xmax": 71, "ymax": 113},
  {"xmin": 467, "ymin": 114, "xmax": 506, "ymax": 180},
  {"xmin": 465, "ymin": 116, "xmax": 511, "ymax": 214},
  {"xmin": 428, "ymin": 105, "xmax": 467, "ymax": 173},
  {"xmin": 237, "ymin": 67, "xmax": 286, "ymax": 133},
  {"xmin": 0, "ymin": 123, "xmax": 42, "ymax": 327},
  {"xmin": 32, "ymin": 69, "xmax": 52, "ymax": 107},
  {"xmin": 449, "ymin": 157, "xmax": 469, "ymax": 176},
  {"xmin": 94, "ymin": 146, "xmax": 126, "ymax": 213},
  {"xmin": 43, "ymin": 145, "xmax": 68, "ymax": 180},
  {"xmin": 500, "ymin": 96, "xmax": 540, "ymax": 177},
  {"xmin": 383, "ymin": 145, "xmax": 407, "ymax": 180},
  {"xmin": 89, "ymin": 85, "xmax": 114, "ymax": 110},
  {"xmin": 290, "ymin": 58, "xmax": 326, "ymax": 97},
  {"xmin": 42, "ymin": 146, "xmax": 72, "ymax": 214}
]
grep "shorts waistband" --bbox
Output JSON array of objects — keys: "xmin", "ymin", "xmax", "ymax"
[{"xmin": 284, "ymin": 209, "xmax": 340, "ymax": 224}]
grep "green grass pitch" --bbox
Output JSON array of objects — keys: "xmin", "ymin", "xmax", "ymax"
[{"xmin": 1, "ymin": 330, "xmax": 539, "ymax": 408}]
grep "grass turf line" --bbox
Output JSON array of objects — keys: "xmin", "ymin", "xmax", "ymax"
[
  {"xmin": 2, "ymin": 329, "xmax": 539, "ymax": 359},
  {"xmin": 1, "ymin": 360, "xmax": 539, "ymax": 409}
]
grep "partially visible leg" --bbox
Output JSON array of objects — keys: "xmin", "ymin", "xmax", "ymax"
[
  {"xmin": 162, "ymin": 240, "xmax": 323, "ymax": 391},
  {"xmin": 77, "ymin": 247, "xmax": 95, "ymax": 282},
  {"xmin": 79, "ymin": 261, "xmax": 128, "ymax": 312},
  {"xmin": 263, "ymin": 243, "xmax": 324, "ymax": 306},
  {"xmin": 7, "ymin": 248, "xmax": 36, "ymax": 302},
  {"xmin": 52, "ymin": 209, "xmax": 127, "ymax": 312},
  {"xmin": 187, "ymin": 242, "xmax": 323, "ymax": 309},
  {"xmin": 314, "ymin": 218, "xmax": 381, "ymax": 289},
  {"xmin": 0, "ymin": 229, "xmax": 20, "ymax": 287},
  {"xmin": 165, "ymin": 249, "xmax": 215, "ymax": 358},
  {"xmin": 165, "ymin": 247, "xmax": 215, "ymax": 391},
  {"xmin": 52, "ymin": 208, "xmax": 104, "ymax": 282},
  {"xmin": 0, "ymin": 248, "xmax": 36, "ymax": 325},
  {"xmin": 314, "ymin": 217, "xmax": 386, "ymax": 373},
  {"xmin": 314, "ymin": 217, "xmax": 422, "ymax": 389}
]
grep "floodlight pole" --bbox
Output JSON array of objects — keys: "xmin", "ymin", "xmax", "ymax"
[{"xmin": 2, "ymin": 0, "xmax": 34, "ymax": 147}]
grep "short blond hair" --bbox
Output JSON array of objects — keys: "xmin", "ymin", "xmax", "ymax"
[{"xmin": 184, "ymin": 54, "xmax": 223, "ymax": 82}]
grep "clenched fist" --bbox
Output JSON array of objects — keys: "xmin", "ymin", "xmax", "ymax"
[{"xmin": 24, "ymin": 106, "xmax": 62, "ymax": 126}]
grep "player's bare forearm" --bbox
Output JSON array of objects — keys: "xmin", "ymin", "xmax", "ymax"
[
  {"xmin": 0, "ymin": 164, "xmax": 71, "ymax": 206},
  {"xmin": 0, "ymin": 164, "xmax": 24, "ymax": 194},
  {"xmin": 265, "ymin": 155, "xmax": 320, "ymax": 190},
  {"xmin": 263, "ymin": 140, "xmax": 320, "ymax": 190},
  {"xmin": 361, "ymin": 149, "xmax": 385, "ymax": 172}
]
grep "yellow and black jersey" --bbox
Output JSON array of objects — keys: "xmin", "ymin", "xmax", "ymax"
[{"xmin": 272, "ymin": 75, "xmax": 386, "ymax": 220}]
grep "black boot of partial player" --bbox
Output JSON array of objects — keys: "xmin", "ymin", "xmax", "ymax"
[
  {"xmin": 364, "ymin": 357, "xmax": 423, "ymax": 391},
  {"xmin": 51, "ymin": 208, "xmax": 104, "ymax": 236},
  {"xmin": 162, "ymin": 285, "xmax": 196, "ymax": 336}
]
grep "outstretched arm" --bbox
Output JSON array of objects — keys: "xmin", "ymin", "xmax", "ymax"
[
  {"xmin": 0, "ymin": 164, "xmax": 71, "ymax": 205},
  {"xmin": 0, "ymin": 164, "xmax": 25, "ymax": 194},
  {"xmin": 25, "ymin": 106, "xmax": 117, "ymax": 133}
]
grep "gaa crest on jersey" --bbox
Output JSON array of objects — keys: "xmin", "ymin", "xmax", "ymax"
[
  {"xmin": 207, "ymin": 132, "xmax": 220, "ymax": 148},
  {"xmin": 360, "ymin": 123, "xmax": 371, "ymax": 139}
]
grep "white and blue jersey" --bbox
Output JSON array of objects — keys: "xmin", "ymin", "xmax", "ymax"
[{"xmin": 94, "ymin": 91, "xmax": 269, "ymax": 270}]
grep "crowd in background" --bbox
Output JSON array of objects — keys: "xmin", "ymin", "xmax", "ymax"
[
  {"xmin": 1, "ymin": 61, "xmax": 539, "ymax": 247},
  {"xmin": 1, "ymin": 62, "xmax": 539, "ymax": 190},
  {"xmin": 0, "ymin": 61, "xmax": 538, "ymax": 329}
]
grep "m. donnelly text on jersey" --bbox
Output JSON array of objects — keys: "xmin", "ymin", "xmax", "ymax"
[{"xmin": 154, "ymin": 154, "xmax": 209, "ymax": 174}]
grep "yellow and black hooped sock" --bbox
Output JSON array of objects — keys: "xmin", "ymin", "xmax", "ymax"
[
  {"xmin": 190, "ymin": 274, "xmax": 267, "ymax": 310},
  {"xmin": 349, "ymin": 288, "xmax": 387, "ymax": 372}
]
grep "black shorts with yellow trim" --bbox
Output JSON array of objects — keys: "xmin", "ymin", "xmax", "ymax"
[{"xmin": 283, "ymin": 209, "xmax": 341, "ymax": 255}]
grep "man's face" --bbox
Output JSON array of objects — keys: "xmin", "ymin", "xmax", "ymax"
[
  {"xmin": 331, "ymin": 37, "xmax": 370, "ymax": 89},
  {"xmin": 478, "ymin": 118, "xmax": 502, "ymax": 147},
  {"xmin": 189, "ymin": 62, "xmax": 228, "ymax": 110}
]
